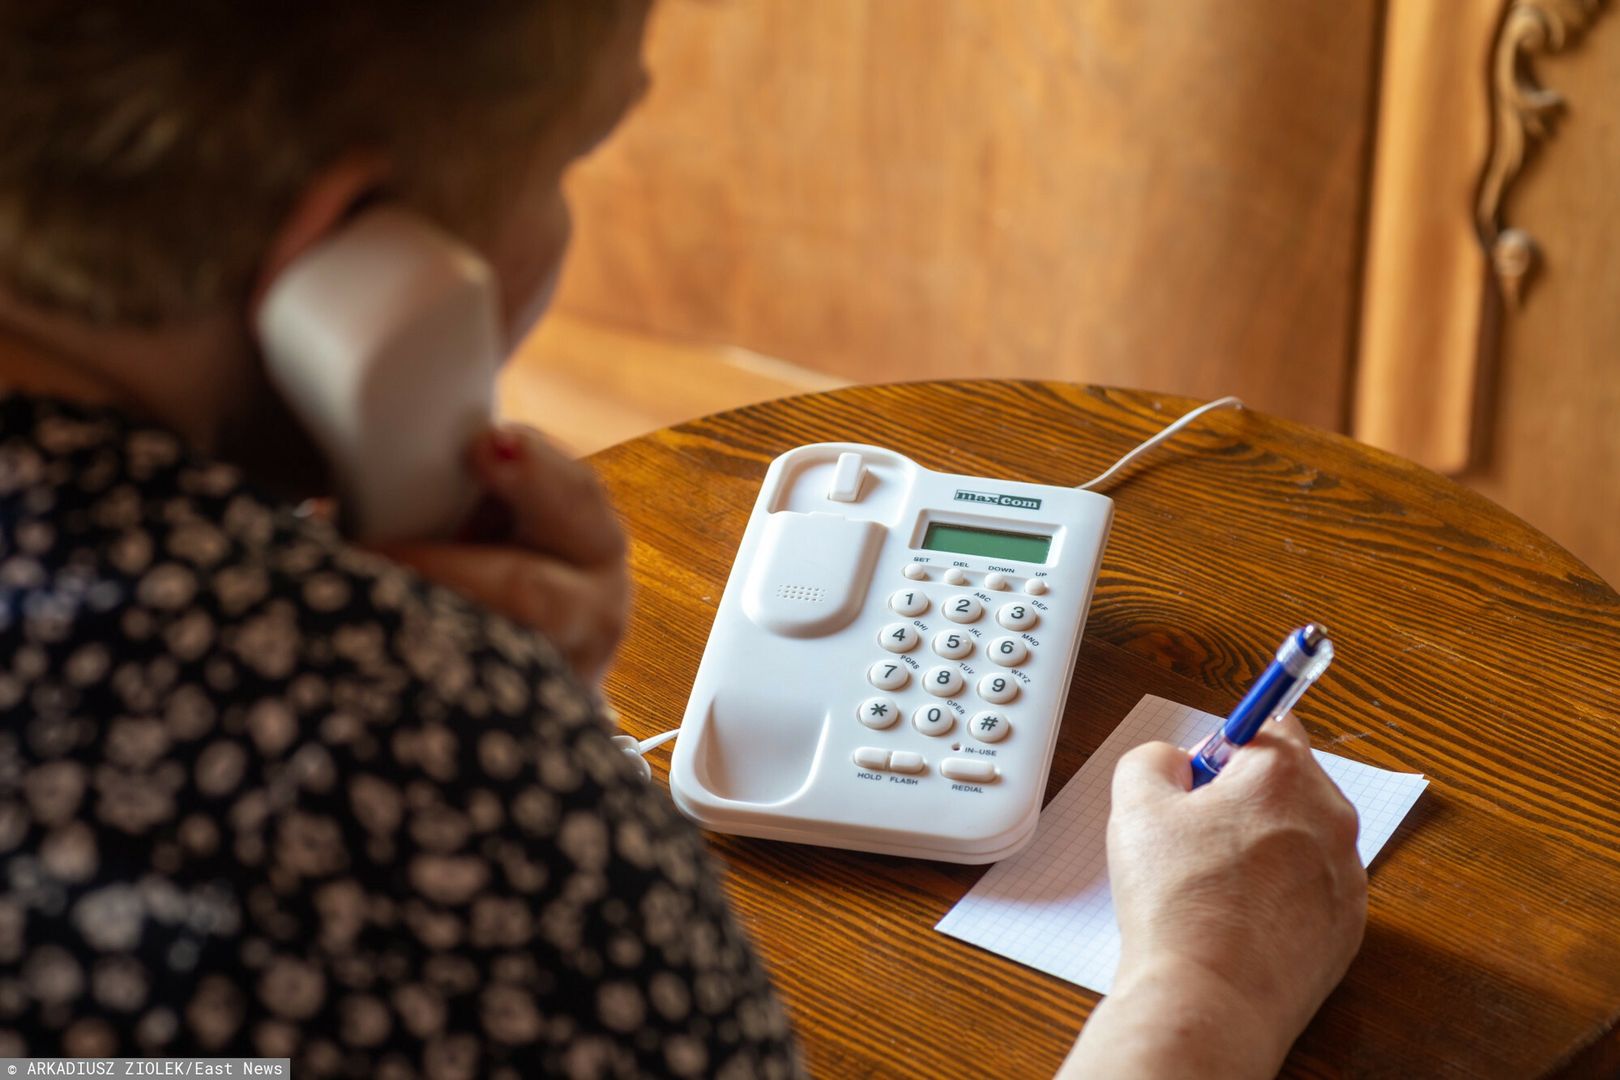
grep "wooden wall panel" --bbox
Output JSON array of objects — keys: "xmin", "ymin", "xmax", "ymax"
[
  {"xmin": 1458, "ymin": 16, "xmax": 1620, "ymax": 586},
  {"xmin": 552, "ymin": 0, "xmax": 1381, "ymax": 431}
]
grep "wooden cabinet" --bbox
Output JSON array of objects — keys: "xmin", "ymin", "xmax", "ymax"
[{"xmin": 547, "ymin": 0, "xmax": 1620, "ymax": 584}]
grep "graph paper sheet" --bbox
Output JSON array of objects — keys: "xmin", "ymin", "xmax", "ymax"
[{"xmin": 935, "ymin": 694, "xmax": 1429, "ymax": 994}]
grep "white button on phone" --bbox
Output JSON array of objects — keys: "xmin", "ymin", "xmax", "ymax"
[
  {"xmin": 978, "ymin": 673, "xmax": 1019, "ymax": 704},
  {"xmin": 988, "ymin": 636, "xmax": 1028, "ymax": 666},
  {"xmin": 942, "ymin": 596, "xmax": 984, "ymax": 624},
  {"xmin": 857, "ymin": 696, "xmax": 900, "ymax": 729},
  {"xmin": 923, "ymin": 666, "xmax": 966, "ymax": 698},
  {"xmin": 997, "ymin": 602, "xmax": 1038, "ymax": 631},
  {"xmin": 932, "ymin": 630, "xmax": 973, "ymax": 660},
  {"xmin": 879, "ymin": 623, "xmax": 921, "ymax": 653},
  {"xmin": 941, "ymin": 758, "xmax": 998, "ymax": 783},
  {"xmin": 890, "ymin": 589, "xmax": 929, "ymax": 616},
  {"xmin": 1025, "ymin": 578, "xmax": 1049, "ymax": 596},
  {"xmin": 912, "ymin": 703, "xmax": 953, "ymax": 736},
  {"xmin": 969, "ymin": 710, "xmax": 1011, "ymax": 743},
  {"xmin": 944, "ymin": 568, "xmax": 969, "ymax": 586},
  {"xmin": 903, "ymin": 563, "xmax": 928, "ymax": 581},
  {"xmin": 853, "ymin": 746, "xmax": 890, "ymax": 770},
  {"xmin": 888, "ymin": 751, "xmax": 925, "ymax": 774},
  {"xmin": 868, "ymin": 660, "xmax": 910, "ymax": 691},
  {"xmin": 984, "ymin": 572, "xmax": 1009, "ymax": 590},
  {"xmin": 828, "ymin": 451, "xmax": 867, "ymax": 502}
]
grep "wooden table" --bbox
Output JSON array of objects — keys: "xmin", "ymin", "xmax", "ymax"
[{"xmin": 589, "ymin": 382, "xmax": 1620, "ymax": 1078}]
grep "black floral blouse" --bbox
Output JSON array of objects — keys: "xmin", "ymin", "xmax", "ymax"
[{"xmin": 0, "ymin": 393, "xmax": 801, "ymax": 1078}]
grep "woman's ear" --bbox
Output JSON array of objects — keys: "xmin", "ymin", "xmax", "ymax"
[{"xmin": 248, "ymin": 152, "xmax": 391, "ymax": 317}]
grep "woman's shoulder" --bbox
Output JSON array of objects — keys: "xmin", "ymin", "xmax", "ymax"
[{"xmin": 0, "ymin": 391, "xmax": 588, "ymax": 729}]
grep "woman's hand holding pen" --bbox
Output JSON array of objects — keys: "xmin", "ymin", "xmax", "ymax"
[{"xmin": 1060, "ymin": 712, "xmax": 1367, "ymax": 1079}]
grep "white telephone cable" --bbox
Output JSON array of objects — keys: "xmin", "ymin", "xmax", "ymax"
[{"xmin": 1076, "ymin": 396, "xmax": 1244, "ymax": 491}]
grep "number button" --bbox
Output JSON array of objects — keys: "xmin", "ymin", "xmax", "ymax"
[
  {"xmin": 969, "ymin": 710, "xmax": 1011, "ymax": 743},
  {"xmin": 997, "ymin": 603, "xmax": 1037, "ymax": 631},
  {"xmin": 942, "ymin": 596, "xmax": 984, "ymax": 624},
  {"xmin": 932, "ymin": 630, "xmax": 973, "ymax": 660},
  {"xmin": 857, "ymin": 696, "xmax": 900, "ymax": 729},
  {"xmin": 987, "ymin": 636, "xmax": 1028, "ymax": 666},
  {"xmin": 890, "ymin": 589, "xmax": 929, "ymax": 617},
  {"xmin": 879, "ymin": 622, "xmax": 921, "ymax": 653},
  {"xmin": 923, "ymin": 665, "xmax": 966, "ymax": 698},
  {"xmin": 912, "ymin": 704, "xmax": 954, "ymax": 736},
  {"xmin": 868, "ymin": 660, "xmax": 910, "ymax": 691},
  {"xmin": 978, "ymin": 673, "xmax": 1019, "ymax": 704}
]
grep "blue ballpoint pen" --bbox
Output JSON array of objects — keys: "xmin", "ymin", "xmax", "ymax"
[{"xmin": 1189, "ymin": 624, "xmax": 1335, "ymax": 788}]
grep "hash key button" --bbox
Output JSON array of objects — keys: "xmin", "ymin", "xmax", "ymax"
[{"xmin": 969, "ymin": 710, "xmax": 1011, "ymax": 743}]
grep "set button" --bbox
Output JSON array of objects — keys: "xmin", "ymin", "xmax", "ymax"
[
  {"xmin": 879, "ymin": 622, "xmax": 921, "ymax": 653},
  {"xmin": 853, "ymin": 746, "xmax": 925, "ymax": 773},
  {"xmin": 996, "ymin": 603, "xmax": 1038, "ymax": 631},
  {"xmin": 903, "ymin": 563, "xmax": 928, "ymax": 581},
  {"xmin": 942, "ymin": 596, "xmax": 984, "ymax": 624}
]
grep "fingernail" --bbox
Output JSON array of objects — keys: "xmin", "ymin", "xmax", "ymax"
[{"xmin": 490, "ymin": 430, "xmax": 522, "ymax": 463}]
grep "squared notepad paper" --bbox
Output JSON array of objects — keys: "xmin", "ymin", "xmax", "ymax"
[{"xmin": 935, "ymin": 694, "xmax": 1429, "ymax": 995}]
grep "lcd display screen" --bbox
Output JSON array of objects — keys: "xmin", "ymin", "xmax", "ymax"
[{"xmin": 921, "ymin": 522, "xmax": 1052, "ymax": 564}]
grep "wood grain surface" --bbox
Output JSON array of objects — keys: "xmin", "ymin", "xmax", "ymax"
[
  {"xmin": 588, "ymin": 382, "xmax": 1620, "ymax": 1078},
  {"xmin": 555, "ymin": 0, "xmax": 1379, "ymax": 432}
]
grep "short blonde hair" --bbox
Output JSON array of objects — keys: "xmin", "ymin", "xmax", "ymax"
[{"xmin": 0, "ymin": 2, "xmax": 636, "ymax": 325}]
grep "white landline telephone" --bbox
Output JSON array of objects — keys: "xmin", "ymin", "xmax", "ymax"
[
  {"xmin": 254, "ymin": 208, "xmax": 501, "ymax": 543},
  {"xmin": 669, "ymin": 445, "xmax": 1115, "ymax": 863}
]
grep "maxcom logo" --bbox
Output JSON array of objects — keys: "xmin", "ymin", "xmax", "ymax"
[{"xmin": 953, "ymin": 489, "xmax": 1042, "ymax": 511}]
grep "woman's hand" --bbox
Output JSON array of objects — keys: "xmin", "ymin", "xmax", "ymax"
[
  {"xmin": 1061, "ymin": 712, "xmax": 1367, "ymax": 1078},
  {"xmin": 376, "ymin": 424, "xmax": 630, "ymax": 686}
]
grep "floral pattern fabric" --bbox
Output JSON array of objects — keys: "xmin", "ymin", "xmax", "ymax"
[{"xmin": 0, "ymin": 394, "xmax": 800, "ymax": 1079}]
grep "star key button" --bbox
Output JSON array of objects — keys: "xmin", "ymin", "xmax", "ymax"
[{"xmin": 857, "ymin": 696, "xmax": 900, "ymax": 730}]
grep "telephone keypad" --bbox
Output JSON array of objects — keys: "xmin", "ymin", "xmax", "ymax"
[{"xmin": 856, "ymin": 574, "xmax": 1041, "ymax": 777}]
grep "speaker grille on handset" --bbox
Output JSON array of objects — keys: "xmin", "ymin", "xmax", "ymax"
[{"xmin": 776, "ymin": 584, "xmax": 828, "ymax": 602}]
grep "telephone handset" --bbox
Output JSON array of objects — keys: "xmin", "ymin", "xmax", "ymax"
[{"xmin": 255, "ymin": 208, "xmax": 501, "ymax": 543}]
